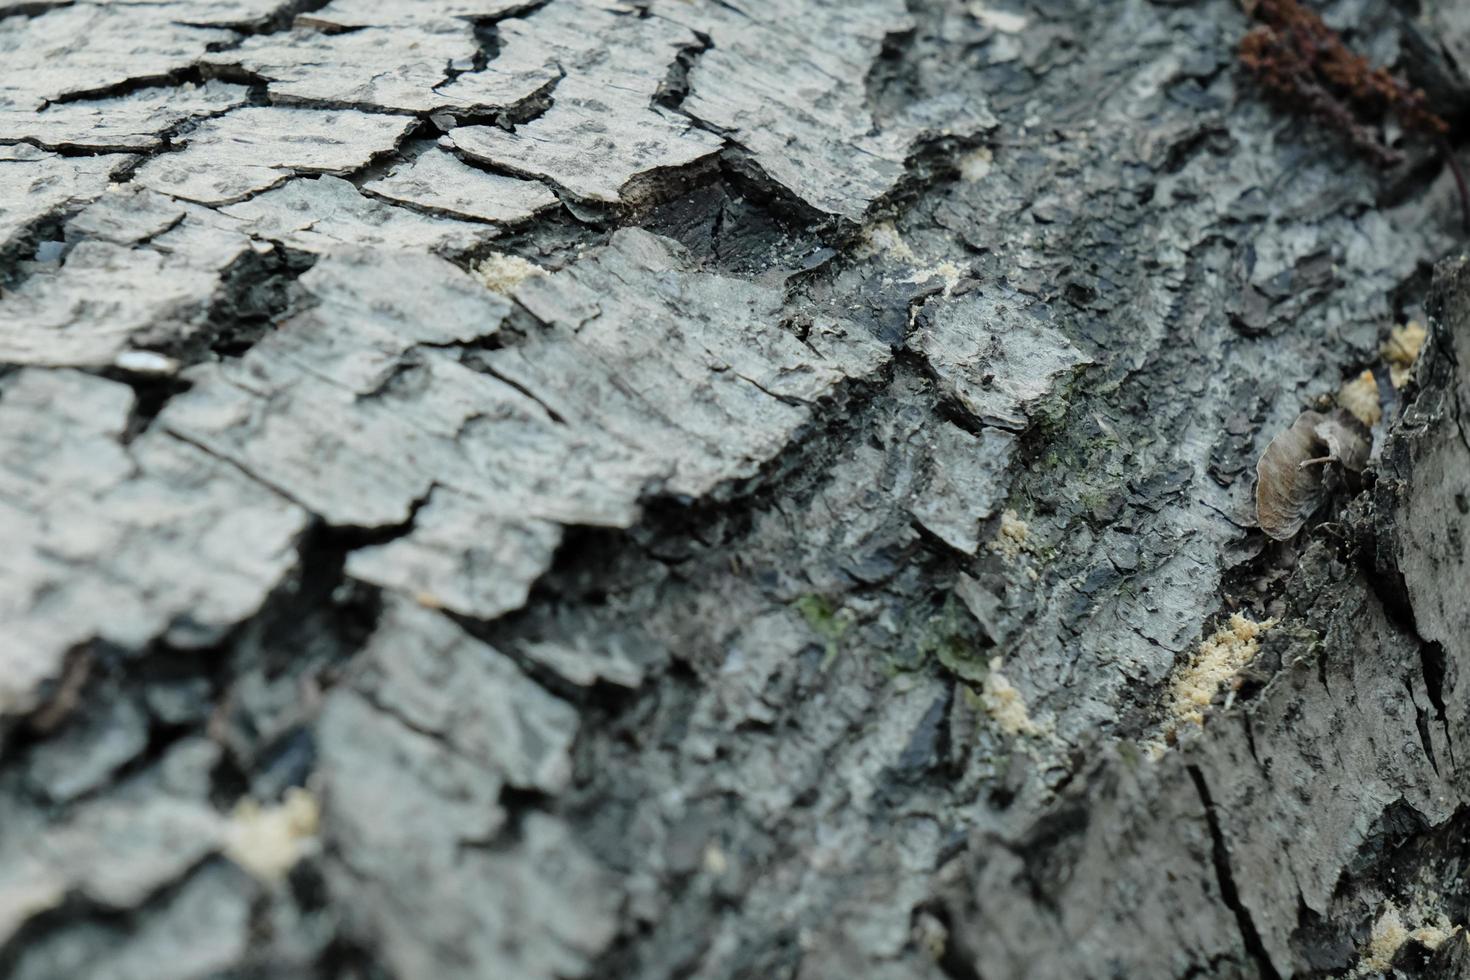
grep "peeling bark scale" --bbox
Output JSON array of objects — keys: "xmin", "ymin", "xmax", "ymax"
[{"xmin": 2, "ymin": 0, "xmax": 1470, "ymax": 978}]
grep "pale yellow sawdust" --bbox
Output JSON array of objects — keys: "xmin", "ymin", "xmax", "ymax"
[
  {"xmin": 703, "ymin": 843, "xmax": 729, "ymax": 875},
  {"xmin": 959, "ymin": 146, "xmax": 994, "ymax": 183},
  {"xmin": 1168, "ymin": 614, "xmax": 1277, "ymax": 727},
  {"xmin": 474, "ymin": 252, "xmax": 544, "ymax": 294},
  {"xmin": 1362, "ymin": 902, "xmax": 1410, "ymax": 972},
  {"xmin": 1381, "ymin": 320, "xmax": 1427, "ymax": 389},
  {"xmin": 907, "ymin": 260, "xmax": 964, "ymax": 295},
  {"xmin": 1337, "ymin": 369, "xmax": 1381, "ymax": 427},
  {"xmin": 859, "ymin": 222, "xmax": 964, "ymax": 295},
  {"xmin": 988, "ymin": 509, "xmax": 1031, "ymax": 562},
  {"xmin": 968, "ymin": 3, "xmax": 1028, "ymax": 33},
  {"xmin": 1359, "ymin": 901, "xmax": 1461, "ymax": 974},
  {"xmin": 856, "ymin": 220, "xmax": 917, "ymax": 264},
  {"xmin": 223, "ymin": 788, "xmax": 320, "ymax": 882},
  {"xmin": 982, "ymin": 657, "xmax": 1046, "ymax": 737}
]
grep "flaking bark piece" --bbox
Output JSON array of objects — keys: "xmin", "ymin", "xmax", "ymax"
[{"xmin": 1255, "ymin": 408, "xmax": 1372, "ymax": 539}]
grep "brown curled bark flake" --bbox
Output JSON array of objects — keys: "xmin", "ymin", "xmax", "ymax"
[
  {"xmin": 1257, "ymin": 410, "xmax": 1330, "ymax": 540},
  {"xmin": 1255, "ymin": 408, "xmax": 1369, "ymax": 539},
  {"xmin": 1313, "ymin": 408, "xmax": 1371, "ymax": 473}
]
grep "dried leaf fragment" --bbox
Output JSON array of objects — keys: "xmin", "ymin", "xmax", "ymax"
[{"xmin": 1255, "ymin": 409, "xmax": 1370, "ymax": 539}]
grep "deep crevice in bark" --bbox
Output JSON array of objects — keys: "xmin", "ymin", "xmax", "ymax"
[{"xmin": 1189, "ymin": 764, "xmax": 1283, "ymax": 980}]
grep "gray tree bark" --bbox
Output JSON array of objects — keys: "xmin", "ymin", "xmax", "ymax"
[{"xmin": 2, "ymin": 0, "xmax": 1469, "ymax": 977}]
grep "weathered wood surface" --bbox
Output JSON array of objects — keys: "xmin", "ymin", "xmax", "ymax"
[{"xmin": 2, "ymin": 0, "xmax": 1469, "ymax": 977}]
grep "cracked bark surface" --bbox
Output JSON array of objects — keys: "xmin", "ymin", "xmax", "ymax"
[{"xmin": 3, "ymin": 0, "xmax": 1470, "ymax": 977}]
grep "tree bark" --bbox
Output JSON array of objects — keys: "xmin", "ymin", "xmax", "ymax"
[{"xmin": 2, "ymin": 0, "xmax": 1469, "ymax": 978}]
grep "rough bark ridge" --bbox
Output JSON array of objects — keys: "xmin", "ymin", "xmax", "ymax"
[{"xmin": 2, "ymin": 0, "xmax": 1470, "ymax": 977}]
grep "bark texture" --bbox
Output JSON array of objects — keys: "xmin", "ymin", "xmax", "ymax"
[{"xmin": 2, "ymin": 0, "xmax": 1470, "ymax": 977}]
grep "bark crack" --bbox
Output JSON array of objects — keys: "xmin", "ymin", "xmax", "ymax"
[{"xmin": 1188, "ymin": 763, "xmax": 1283, "ymax": 980}]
